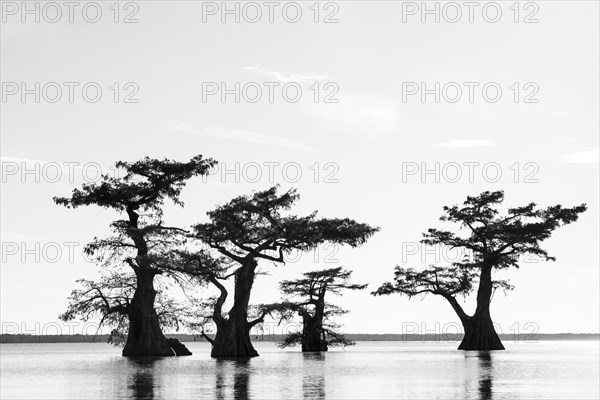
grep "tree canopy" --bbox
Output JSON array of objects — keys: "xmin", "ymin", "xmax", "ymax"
[
  {"xmin": 422, "ymin": 190, "xmax": 587, "ymax": 268},
  {"xmin": 54, "ymin": 155, "xmax": 216, "ymax": 276},
  {"xmin": 193, "ymin": 185, "xmax": 379, "ymax": 264},
  {"xmin": 54, "ymin": 155, "xmax": 216, "ymax": 214}
]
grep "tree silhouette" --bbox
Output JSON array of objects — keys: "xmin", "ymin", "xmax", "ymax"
[
  {"xmin": 191, "ymin": 185, "xmax": 379, "ymax": 357},
  {"xmin": 277, "ymin": 267, "xmax": 367, "ymax": 351},
  {"xmin": 59, "ymin": 270, "xmax": 191, "ymax": 353},
  {"xmin": 54, "ymin": 155, "xmax": 216, "ymax": 356},
  {"xmin": 373, "ymin": 191, "xmax": 586, "ymax": 350}
]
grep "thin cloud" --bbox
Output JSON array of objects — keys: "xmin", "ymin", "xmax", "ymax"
[
  {"xmin": 206, "ymin": 127, "xmax": 315, "ymax": 151},
  {"xmin": 438, "ymin": 140, "xmax": 497, "ymax": 148},
  {"xmin": 562, "ymin": 148, "xmax": 599, "ymax": 165},
  {"xmin": 1, "ymin": 156, "xmax": 50, "ymax": 164},
  {"xmin": 166, "ymin": 120, "xmax": 195, "ymax": 134},
  {"xmin": 0, "ymin": 155, "xmax": 119, "ymax": 183},
  {"xmin": 0, "ymin": 230, "xmax": 48, "ymax": 242},
  {"xmin": 166, "ymin": 120, "xmax": 314, "ymax": 151},
  {"xmin": 243, "ymin": 66, "xmax": 329, "ymax": 83},
  {"xmin": 303, "ymin": 93, "xmax": 400, "ymax": 136},
  {"xmin": 1, "ymin": 156, "xmax": 105, "ymax": 171}
]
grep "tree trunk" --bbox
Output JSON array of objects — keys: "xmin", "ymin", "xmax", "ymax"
[
  {"xmin": 301, "ymin": 300, "xmax": 327, "ymax": 352},
  {"xmin": 211, "ymin": 260, "xmax": 259, "ymax": 358},
  {"xmin": 458, "ymin": 310, "xmax": 504, "ymax": 350},
  {"xmin": 301, "ymin": 317, "xmax": 328, "ymax": 352},
  {"xmin": 211, "ymin": 319, "xmax": 259, "ymax": 358},
  {"xmin": 457, "ymin": 263, "xmax": 504, "ymax": 351},
  {"xmin": 122, "ymin": 270, "xmax": 174, "ymax": 357}
]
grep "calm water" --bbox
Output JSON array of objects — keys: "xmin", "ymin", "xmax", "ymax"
[{"xmin": 1, "ymin": 341, "xmax": 598, "ymax": 399}]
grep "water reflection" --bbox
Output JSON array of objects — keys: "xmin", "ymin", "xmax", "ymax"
[
  {"xmin": 476, "ymin": 352, "xmax": 493, "ymax": 399},
  {"xmin": 215, "ymin": 358, "xmax": 251, "ymax": 399},
  {"xmin": 3, "ymin": 342, "xmax": 597, "ymax": 399},
  {"xmin": 462, "ymin": 351, "xmax": 495, "ymax": 399},
  {"xmin": 302, "ymin": 352, "xmax": 326, "ymax": 399},
  {"xmin": 126, "ymin": 358, "xmax": 160, "ymax": 400}
]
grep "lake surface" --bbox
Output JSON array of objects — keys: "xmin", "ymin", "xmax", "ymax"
[{"xmin": 1, "ymin": 341, "xmax": 598, "ymax": 399}]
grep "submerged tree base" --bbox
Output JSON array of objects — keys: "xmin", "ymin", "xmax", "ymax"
[
  {"xmin": 122, "ymin": 328, "xmax": 175, "ymax": 357},
  {"xmin": 302, "ymin": 329, "xmax": 328, "ymax": 352},
  {"xmin": 211, "ymin": 341, "xmax": 259, "ymax": 358},
  {"xmin": 121, "ymin": 338, "xmax": 193, "ymax": 357},
  {"xmin": 167, "ymin": 338, "xmax": 193, "ymax": 356},
  {"xmin": 458, "ymin": 317, "xmax": 505, "ymax": 351},
  {"xmin": 122, "ymin": 345, "xmax": 175, "ymax": 357},
  {"xmin": 302, "ymin": 342, "xmax": 328, "ymax": 352},
  {"xmin": 458, "ymin": 337, "xmax": 505, "ymax": 351},
  {"xmin": 210, "ymin": 328, "xmax": 259, "ymax": 358}
]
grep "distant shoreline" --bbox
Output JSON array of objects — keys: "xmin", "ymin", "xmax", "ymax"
[{"xmin": 2, "ymin": 333, "xmax": 598, "ymax": 344}]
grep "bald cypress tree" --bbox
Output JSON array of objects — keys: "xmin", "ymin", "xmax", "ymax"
[
  {"xmin": 54, "ymin": 155, "xmax": 216, "ymax": 356},
  {"xmin": 278, "ymin": 267, "xmax": 367, "ymax": 351},
  {"xmin": 374, "ymin": 191, "xmax": 586, "ymax": 350},
  {"xmin": 192, "ymin": 186, "xmax": 379, "ymax": 357}
]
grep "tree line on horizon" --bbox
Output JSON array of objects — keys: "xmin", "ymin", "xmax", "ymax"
[{"xmin": 53, "ymin": 155, "xmax": 587, "ymax": 357}]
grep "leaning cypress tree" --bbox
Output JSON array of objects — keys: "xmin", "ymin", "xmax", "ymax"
[
  {"xmin": 54, "ymin": 155, "xmax": 216, "ymax": 356},
  {"xmin": 373, "ymin": 191, "xmax": 586, "ymax": 350},
  {"xmin": 192, "ymin": 185, "xmax": 379, "ymax": 357}
]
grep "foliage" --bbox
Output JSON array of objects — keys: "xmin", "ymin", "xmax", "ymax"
[
  {"xmin": 59, "ymin": 270, "xmax": 192, "ymax": 347},
  {"xmin": 53, "ymin": 155, "xmax": 216, "ymax": 215},
  {"xmin": 192, "ymin": 185, "xmax": 379, "ymax": 263},
  {"xmin": 373, "ymin": 191, "xmax": 586, "ymax": 311},
  {"xmin": 276, "ymin": 267, "xmax": 367, "ymax": 349},
  {"xmin": 188, "ymin": 185, "xmax": 378, "ymax": 347}
]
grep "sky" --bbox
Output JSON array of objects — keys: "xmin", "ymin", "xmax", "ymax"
[{"xmin": 1, "ymin": 1, "xmax": 598, "ymax": 337}]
